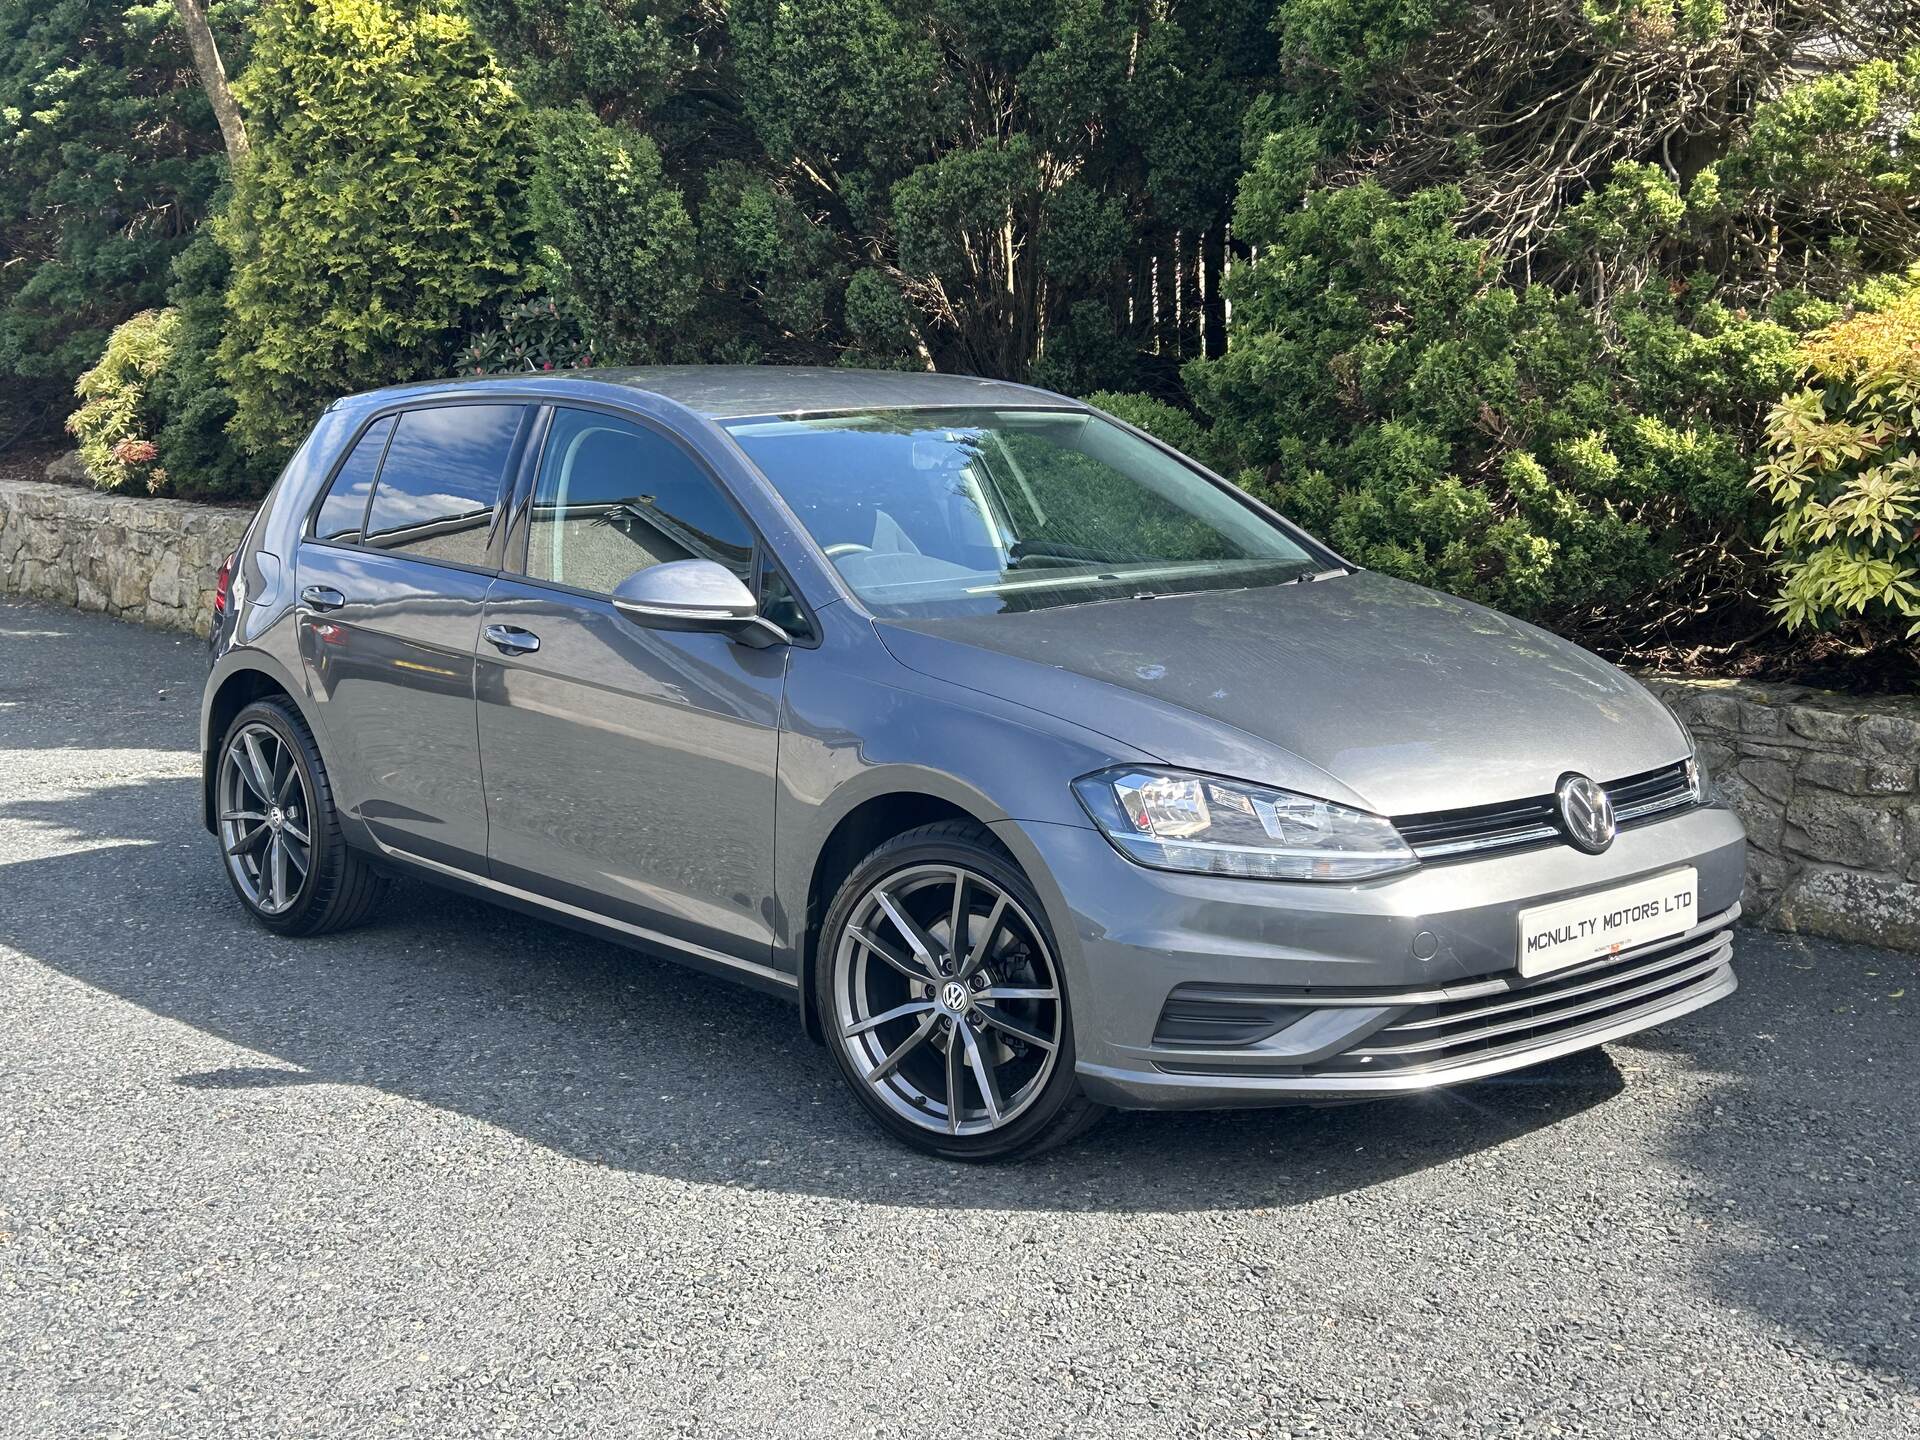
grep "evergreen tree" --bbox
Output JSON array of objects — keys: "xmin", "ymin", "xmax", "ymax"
[{"xmin": 216, "ymin": 0, "xmax": 534, "ymax": 454}]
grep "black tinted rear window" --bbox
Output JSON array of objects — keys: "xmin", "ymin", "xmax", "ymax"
[
  {"xmin": 312, "ymin": 415, "xmax": 394, "ymax": 543},
  {"xmin": 362, "ymin": 404, "xmax": 526, "ymax": 566}
]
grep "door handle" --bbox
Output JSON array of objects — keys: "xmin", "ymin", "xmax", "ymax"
[
  {"xmin": 300, "ymin": 584, "xmax": 346, "ymax": 612},
  {"xmin": 484, "ymin": 623, "xmax": 541, "ymax": 655}
]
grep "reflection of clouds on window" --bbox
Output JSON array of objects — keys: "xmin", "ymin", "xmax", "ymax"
[
  {"xmin": 365, "ymin": 488, "xmax": 492, "ymax": 531},
  {"xmin": 364, "ymin": 404, "xmax": 524, "ymax": 565},
  {"xmin": 312, "ymin": 415, "xmax": 394, "ymax": 542}
]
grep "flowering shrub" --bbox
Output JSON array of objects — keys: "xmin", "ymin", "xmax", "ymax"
[
  {"xmin": 1754, "ymin": 281, "xmax": 1920, "ymax": 647},
  {"xmin": 460, "ymin": 297, "xmax": 595, "ymax": 374},
  {"xmin": 67, "ymin": 310, "xmax": 179, "ymax": 492}
]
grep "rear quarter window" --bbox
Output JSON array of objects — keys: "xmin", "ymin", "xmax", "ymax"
[{"xmin": 311, "ymin": 415, "xmax": 395, "ymax": 543}]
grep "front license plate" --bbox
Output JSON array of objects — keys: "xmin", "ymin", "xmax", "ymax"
[{"xmin": 1517, "ymin": 868, "xmax": 1697, "ymax": 977}]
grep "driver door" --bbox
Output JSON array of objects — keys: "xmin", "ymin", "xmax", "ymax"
[{"xmin": 475, "ymin": 405, "xmax": 787, "ymax": 971}]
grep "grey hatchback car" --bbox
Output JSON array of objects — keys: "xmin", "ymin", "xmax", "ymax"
[{"xmin": 202, "ymin": 366, "xmax": 1744, "ymax": 1159}]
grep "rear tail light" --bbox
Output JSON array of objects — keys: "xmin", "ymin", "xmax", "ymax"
[{"xmin": 213, "ymin": 550, "xmax": 235, "ymax": 620}]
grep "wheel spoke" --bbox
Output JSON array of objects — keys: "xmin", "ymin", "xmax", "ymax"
[
  {"xmin": 220, "ymin": 809, "xmax": 266, "ymax": 825},
  {"xmin": 842, "ymin": 1000, "xmax": 933, "ymax": 1039},
  {"xmin": 957, "ymin": 1020, "xmax": 1005, "ymax": 1126},
  {"xmin": 850, "ymin": 925, "xmax": 933, "ymax": 984},
  {"xmin": 281, "ymin": 818, "xmax": 310, "ymax": 846},
  {"xmin": 947, "ymin": 870, "xmax": 968, "ymax": 965},
  {"xmin": 867, "ymin": 1014, "xmax": 936, "ymax": 1083},
  {"xmin": 274, "ymin": 753, "xmax": 299, "ymax": 806},
  {"xmin": 268, "ymin": 834, "xmax": 289, "ymax": 909},
  {"xmin": 956, "ymin": 893, "xmax": 1007, "ymax": 981},
  {"xmin": 283, "ymin": 834, "xmax": 311, "ymax": 875},
  {"xmin": 944, "ymin": 1022, "xmax": 966, "ymax": 1134},
  {"xmin": 977, "ymin": 985, "xmax": 1057, "ymax": 1002},
  {"xmin": 225, "ymin": 824, "xmax": 268, "ymax": 857},
  {"xmin": 875, "ymin": 889, "xmax": 946, "ymax": 973},
  {"xmin": 239, "ymin": 732, "xmax": 273, "ymax": 802},
  {"xmin": 974, "ymin": 1004, "xmax": 1057, "ymax": 1053}
]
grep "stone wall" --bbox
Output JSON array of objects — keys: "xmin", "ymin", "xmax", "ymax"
[
  {"xmin": 1646, "ymin": 676, "xmax": 1920, "ymax": 953},
  {"xmin": 0, "ymin": 472, "xmax": 252, "ymax": 637}
]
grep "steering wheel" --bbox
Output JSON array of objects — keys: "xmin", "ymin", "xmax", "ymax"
[{"xmin": 824, "ymin": 542, "xmax": 874, "ymax": 558}]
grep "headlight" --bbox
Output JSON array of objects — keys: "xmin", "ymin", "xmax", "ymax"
[
  {"xmin": 1684, "ymin": 747, "xmax": 1716, "ymax": 803},
  {"xmin": 1071, "ymin": 767, "xmax": 1417, "ymax": 881},
  {"xmin": 1658, "ymin": 699, "xmax": 1716, "ymax": 804}
]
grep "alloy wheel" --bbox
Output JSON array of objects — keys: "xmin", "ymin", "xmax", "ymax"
[
  {"xmin": 218, "ymin": 721, "xmax": 313, "ymax": 916},
  {"xmin": 832, "ymin": 863, "xmax": 1064, "ymax": 1136}
]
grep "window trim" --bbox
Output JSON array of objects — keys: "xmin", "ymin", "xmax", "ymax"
[
  {"xmin": 305, "ymin": 410, "xmax": 396, "ymax": 548},
  {"xmin": 301, "ymin": 398, "xmax": 536, "ymax": 578},
  {"xmin": 501, "ymin": 400, "xmax": 821, "ymax": 647}
]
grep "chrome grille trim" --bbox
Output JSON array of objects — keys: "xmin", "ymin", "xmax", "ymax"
[
  {"xmin": 1347, "ymin": 943, "xmax": 1729, "ymax": 1058},
  {"xmin": 1304, "ymin": 914, "xmax": 1736, "ymax": 1078},
  {"xmin": 1385, "ymin": 930, "xmax": 1730, "ymax": 1031},
  {"xmin": 1397, "ymin": 761, "xmax": 1697, "ymax": 860},
  {"xmin": 1202, "ymin": 904, "xmax": 1740, "ymax": 1009}
]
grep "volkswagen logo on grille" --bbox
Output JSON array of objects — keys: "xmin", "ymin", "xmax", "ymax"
[{"xmin": 1555, "ymin": 772, "xmax": 1616, "ymax": 854}]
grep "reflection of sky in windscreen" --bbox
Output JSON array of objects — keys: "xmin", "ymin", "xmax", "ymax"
[{"xmin": 365, "ymin": 405, "xmax": 522, "ymax": 536}]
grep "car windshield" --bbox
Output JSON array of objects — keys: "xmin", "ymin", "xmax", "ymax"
[{"xmin": 723, "ymin": 407, "xmax": 1324, "ymax": 618}]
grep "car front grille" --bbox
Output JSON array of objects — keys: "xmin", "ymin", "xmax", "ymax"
[
  {"xmin": 1302, "ymin": 915, "xmax": 1734, "ymax": 1079},
  {"xmin": 1393, "ymin": 760, "xmax": 1697, "ymax": 861}
]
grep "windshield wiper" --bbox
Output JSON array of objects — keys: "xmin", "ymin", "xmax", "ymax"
[
  {"xmin": 1283, "ymin": 566, "xmax": 1350, "ymax": 585},
  {"xmin": 1006, "ymin": 538, "xmax": 1139, "ymax": 569}
]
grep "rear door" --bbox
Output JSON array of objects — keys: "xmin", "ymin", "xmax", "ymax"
[
  {"xmin": 296, "ymin": 401, "xmax": 531, "ymax": 868},
  {"xmin": 474, "ymin": 404, "xmax": 787, "ymax": 972}
]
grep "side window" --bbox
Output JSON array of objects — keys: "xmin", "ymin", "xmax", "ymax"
[
  {"xmin": 362, "ymin": 404, "xmax": 525, "ymax": 566},
  {"xmin": 526, "ymin": 408, "xmax": 754, "ymax": 595},
  {"xmin": 311, "ymin": 415, "xmax": 394, "ymax": 543}
]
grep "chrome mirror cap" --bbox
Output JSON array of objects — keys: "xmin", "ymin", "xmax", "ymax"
[{"xmin": 611, "ymin": 560, "xmax": 786, "ymax": 648}]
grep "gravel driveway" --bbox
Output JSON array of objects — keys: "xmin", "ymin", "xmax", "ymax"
[{"xmin": 1, "ymin": 597, "xmax": 1914, "ymax": 1439}]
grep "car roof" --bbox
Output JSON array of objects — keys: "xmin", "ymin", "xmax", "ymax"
[{"xmin": 346, "ymin": 365, "xmax": 1076, "ymax": 422}]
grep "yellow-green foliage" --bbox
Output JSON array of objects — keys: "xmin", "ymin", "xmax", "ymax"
[
  {"xmin": 1755, "ymin": 280, "xmax": 1920, "ymax": 642},
  {"xmin": 216, "ymin": 0, "xmax": 534, "ymax": 456},
  {"xmin": 67, "ymin": 309, "xmax": 180, "ymax": 493}
]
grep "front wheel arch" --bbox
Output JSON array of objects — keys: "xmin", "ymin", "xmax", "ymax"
[{"xmin": 799, "ymin": 791, "xmax": 989, "ymax": 1041}]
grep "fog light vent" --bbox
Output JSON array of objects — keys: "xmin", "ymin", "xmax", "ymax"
[{"xmin": 1152, "ymin": 984, "xmax": 1310, "ymax": 1048}]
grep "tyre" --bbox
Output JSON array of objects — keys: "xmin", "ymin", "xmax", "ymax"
[
  {"xmin": 816, "ymin": 821, "xmax": 1107, "ymax": 1160},
  {"xmin": 214, "ymin": 697, "xmax": 386, "ymax": 936}
]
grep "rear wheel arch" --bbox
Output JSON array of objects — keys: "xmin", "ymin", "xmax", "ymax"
[{"xmin": 201, "ymin": 664, "xmax": 320, "ymax": 832}]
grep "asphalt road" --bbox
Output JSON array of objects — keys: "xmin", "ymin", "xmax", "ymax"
[{"xmin": 1, "ymin": 597, "xmax": 1915, "ymax": 1439}]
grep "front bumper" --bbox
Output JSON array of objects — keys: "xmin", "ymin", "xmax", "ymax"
[{"xmin": 1000, "ymin": 803, "xmax": 1746, "ymax": 1110}]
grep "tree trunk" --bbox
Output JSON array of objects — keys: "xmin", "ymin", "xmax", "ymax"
[
  {"xmin": 1155, "ymin": 235, "xmax": 1180, "ymax": 356},
  {"xmin": 1201, "ymin": 227, "xmax": 1228, "ymax": 359},
  {"xmin": 1178, "ymin": 231, "xmax": 1203, "ymax": 361},
  {"xmin": 173, "ymin": 0, "xmax": 248, "ymax": 163}
]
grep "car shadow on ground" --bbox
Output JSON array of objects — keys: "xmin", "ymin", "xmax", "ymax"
[{"xmin": 0, "ymin": 773, "xmax": 1639, "ymax": 1217}]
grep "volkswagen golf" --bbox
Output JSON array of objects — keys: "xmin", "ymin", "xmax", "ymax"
[{"xmin": 201, "ymin": 367, "xmax": 1744, "ymax": 1159}]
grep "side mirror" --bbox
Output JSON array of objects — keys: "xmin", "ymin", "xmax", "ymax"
[{"xmin": 610, "ymin": 559, "xmax": 787, "ymax": 649}]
